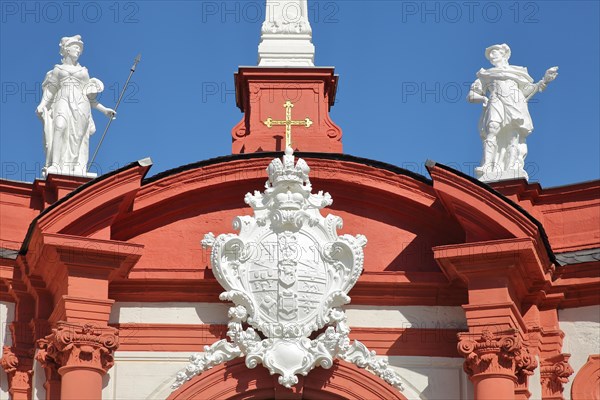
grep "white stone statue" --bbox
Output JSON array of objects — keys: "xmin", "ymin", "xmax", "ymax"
[
  {"xmin": 36, "ymin": 35, "xmax": 115, "ymax": 178},
  {"xmin": 258, "ymin": 0, "xmax": 315, "ymax": 66},
  {"xmin": 467, "ymin": 44, "xmax": 558, "ymax": 182}
]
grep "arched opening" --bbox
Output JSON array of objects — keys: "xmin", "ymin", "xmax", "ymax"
[
  {"xmin": 572, "ymin": 355, "xmax": 600, "ymax": 400},
  {"xmin": 168, "ymin": 359, "xmax": 408, "ymax": 400}
]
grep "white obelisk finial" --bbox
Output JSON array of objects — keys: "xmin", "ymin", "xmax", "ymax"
[{"xmin": 258, "ymin": 0, "xmax": 315, "ymax": 66}]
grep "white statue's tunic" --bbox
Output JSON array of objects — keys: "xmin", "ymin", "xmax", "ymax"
[
  {"xmin": 466, "ymin": 42, "xmax": 559, "ymax": 184},
  {"xmin": 471, "ymin": 66, "xmax": 535, "ymax": 138},
  {"xmin": 40, "ymin": 64, "xmax": 103, "ymax": 177},
  {"xmin": 36, "ymin": 34, "xmax": 115, "ymax": 178}
]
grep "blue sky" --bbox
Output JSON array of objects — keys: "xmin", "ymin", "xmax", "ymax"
[{"xmin": 1, "ymin": 1, "xmax": 598, "ymax": 187}]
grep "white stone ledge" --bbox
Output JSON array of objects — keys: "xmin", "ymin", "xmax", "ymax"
[{"xmin": 559, "ymin": 305, "xmax": 600, "ymax": 399}]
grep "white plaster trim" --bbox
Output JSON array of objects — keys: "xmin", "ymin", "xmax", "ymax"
[
  {"xmin": 345, "ymin": 305, "xmax": 467, "ymax": 329},
  {"xmin": 0, "ymin": 302, "xmax": 15, "ymax": 347},
  {"xmin": 103, "ymin": 352, "xmax": 194, "ymax": 400},
  {"xmin": 529, "ymin": 355, "xmax": 542, "ymax": 400},
  {"xmin": 109, "ymin": 302, "xmax": 467, "ymax": 329},
  {"xmin": 386, "ymin": 356, "xmax": 471, "ymax": 400},
  {"xmin": 109, "ymin": 302, "xmax": 230, "ymax": 324},
  {"xmin": 103, "ymin": 352, "xmax": 469, "ymax": 400},
  {"xmin": 32, "ymin": 350, "xmax": 46, "ymax": 400},
  {"xmin": 559, "ymin": 305, "xmax": 600, "ymax": 399}
]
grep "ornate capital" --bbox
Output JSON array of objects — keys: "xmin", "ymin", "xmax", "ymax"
[
  {"xmin": 540, "ymin": 354, "xmax": 574, "ymax": 399},
  {"xmin": 1, "ymin": 346, "xmax": 19, "ymax": 373},
  {"xmin": 39, "ymin": 322, "xmax": 119, "ymax": 374},
  {"xmin": 457, "ymin": 329, "xmax": 537, "ymax": 380},
  {"xmin": 1, "ymin": 346, "xmax": 33, "ymax": 399}
]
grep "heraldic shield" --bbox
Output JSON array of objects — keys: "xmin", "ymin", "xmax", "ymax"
[{"xmin": 172, "ymin": 148, "xmax": 404, "ymax": 392}]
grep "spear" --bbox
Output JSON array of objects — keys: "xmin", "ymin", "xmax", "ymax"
[{"xmin": 89, "ymin": 54, "xmax": 141, "ymax": 169}]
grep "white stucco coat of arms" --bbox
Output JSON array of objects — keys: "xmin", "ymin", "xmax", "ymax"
[{"xmin": 172, "ymin": 148, "xmax": 404, "ymax": 392}]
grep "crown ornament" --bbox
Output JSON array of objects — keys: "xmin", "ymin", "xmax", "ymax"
[
  {"xmin": 246, "ymin": 148, "xmax": 332, "ymax": 229},
  {"xmin": 267, "ymin": 147, "xmax": 311, "ymax": 187}
]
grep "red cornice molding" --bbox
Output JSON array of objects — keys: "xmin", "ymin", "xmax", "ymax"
[
  {"xmin": 434, "ymin": 237, "xmax": 552, "ymax": 283},
  {"xmin": 113, "ymin": 323, "xmax": 461, "ymax": 358},
  {"xmin": 0, "ymin": 179, "xmax": 35, "ymax": 197},
  {"xmin": 25, "ymin": 232, "xmax": 143, "ymax": 281},
  {"xmin": 109, "ymin": 271, "xmax": 467, "ymax": 306},
  {"xmin": 490, "ymin": 178, "xmax": 600, "ymax": 207},
  {"xmin": 33, "ymin": 160, "xmax": 151, "ymax": 235},
  {"xmin": 234, "ymin": 67, "xmax": 340, "ymax": 110}
]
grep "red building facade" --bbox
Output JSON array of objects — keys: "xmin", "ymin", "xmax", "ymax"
[{"xmin": 1, "ymin": 66, "xmax": 599, "ymax": 399}]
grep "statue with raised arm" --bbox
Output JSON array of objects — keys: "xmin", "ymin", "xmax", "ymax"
[
  {"xmin": 467, "ymin": 44, "xmax": 558, "ymax": 182},
  {"xmin": 36, "ymin": 35, "xmax": 115, "ymax": 177}
]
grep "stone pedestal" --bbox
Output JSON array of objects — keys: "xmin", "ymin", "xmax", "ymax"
[
  {"xmin": 258, "ymin": 0, "xmax": 314, "ymax": 66},
  {"xmin": 477, "ymin": 166, "xmax": 528, "ymax": 183},
  {"xmin": 232, "ymin": 67, "xmax": 342, "ymax": 153}
]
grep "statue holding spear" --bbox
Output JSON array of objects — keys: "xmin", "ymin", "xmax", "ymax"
[{"xmin": 36, "ymin": 34, "xmax": 140, "ymax": 178}]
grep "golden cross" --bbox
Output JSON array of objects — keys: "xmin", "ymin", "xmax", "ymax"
[{"xmin": 263, "ymin": 100, "xmax": 313, "ymax": 148}]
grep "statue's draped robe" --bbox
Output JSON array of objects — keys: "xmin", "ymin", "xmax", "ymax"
[
  {"xmin": 41, "ymin": 64, "xmax": 98, "ymax": 172},
  {"xmin": 471, "ymin": 65, "xmax": 535, "ymax": 138}
]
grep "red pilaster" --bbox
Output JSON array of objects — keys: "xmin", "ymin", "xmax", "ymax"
[
  {"xmin": 540, "ymin": 354, "xmax": 574, "ymax": 400},
  {"xmin": 0, "ymin": 263, "xmax": 35, "ymax": 400},
  {"xmin": 522, "ymin": 300, "xmax": 574, "ymax": 400},
  {"xmin": 35, "ymin": 341, "xmax": 62, "ymax": 400},
  {"xmin": 1, "ymin": 345, "xmax": 32, "ymax": 400},
  {"xmin": 24, "ymin": 232, "xmax": 142, "ymax": 399},
  {"xmin": 434, "ymin": 238, "xmax": 551, "ymax": 399}
]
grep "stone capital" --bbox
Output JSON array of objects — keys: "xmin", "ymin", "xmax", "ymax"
[
  {"xmin": 457, "ymin": 329, "xmax": 537, "ymax": 381},
  {"xmin": 1, "ymin": 346, "xmax": 33, "ymax": 400},
  {"xmin": 1, "ymin": 346, "xmax": 19, "ymax": 374},
  {"xmin": 38, "ymin": 322, "xmax": 119, "ymax": 375},
  {"xmin": 540, "ymin": 354, "xmax": 574, "ymax": 400}
]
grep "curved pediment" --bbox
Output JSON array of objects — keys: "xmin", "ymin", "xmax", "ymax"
[
  {"xmin": 427, "ymin": 161, "xmax": 552, "ymax": 254},
  {"xmin": 108, "ymin": 154, "xmax": 465, "ymax": 279},
  {"xmin": 17, "ymin": 153, "xmax": 554, "ymax": 307}
]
